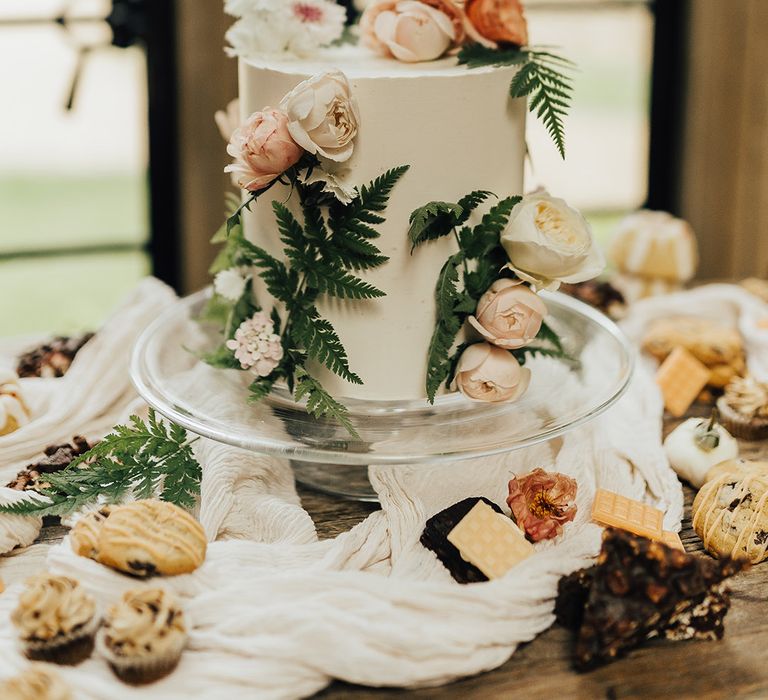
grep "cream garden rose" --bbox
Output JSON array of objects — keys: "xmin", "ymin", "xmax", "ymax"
[
  {"xmin": 468, "ymin": 278, "xmax": 547, "ymax": 349},
  {"xmin": 453, "ymin": 342, "xmax": 531, "ymax": 403},
  {"xmin": 361, "ymin": 0, "xmax": 465, "ymax": 63},
  {"xmin": 501, "ymin": 192, "xmax": 605, "ymax": 291},
  {"xmin": 279, "ymin": 70, "xmax": 360, "ymax": 163},
  {"xmin": 225, "ymin": 107, "xmax": 303, "ymax": 191}
]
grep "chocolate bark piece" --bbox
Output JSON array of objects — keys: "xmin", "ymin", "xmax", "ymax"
[
  {"xmin": 555, "ymin": 566, "xmax": 596, "ymax": 631},
  {"xmin": 420, "ymin": 497, "xmax": 504, "ymax": 584},
  {"xmin": 6, "ymin": 436, "xmax": 92, "ymax": 491},
  {"xmin": 573, "ymin": 528, "xmax": 748, "ymax": 671},
  {"xmin": 16, "ymin": 333, "xmax": 94, "ymax": 378}
]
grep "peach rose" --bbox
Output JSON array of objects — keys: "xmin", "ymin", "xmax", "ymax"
[
  {"xmin": 453, "ymin": 342, "xmax": 530, "ymax": 402},
  {"xmin": 361, "ymin": 0, "xmax": 465, "ymax": 63},
  {"xmin": 225, "ymin": 108, "xmax": 303, "ymax": 191},
  {"xmin": 467, "ymin": 278, "xmax": 547, "ymax": 349},
  {"xmin": 465, "ymin": 0, "xmax": 528, "ymax": 48},
  {"xmin": 506, "ymin": 467, "xmax": 577, "ymax": 542}
]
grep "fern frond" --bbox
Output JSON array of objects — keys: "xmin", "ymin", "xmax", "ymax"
[
  {"xmin": 294, "ymin": 307, "xmax": 362, "ymax": 384},
  {"xmin": 306, "ymin": 264, "xmax": 385, "ymax": 299},
  {"xmin": 0, "ymin": 409, "xmax": 201, "ymax": 517},
  {"xmin": 425, "ymin": 253, "xmax": 465, "ymax": 403},
  {"xmin": 455, "ymin": 190, "xmax": 496, "ymax": 225},
  {"xmin": 294, "ymin": 368, "xmax": 359, "ymax": 438}
]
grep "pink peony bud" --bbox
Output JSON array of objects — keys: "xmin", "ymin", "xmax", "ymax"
[{"xmin": 224, "ymin": 108, "xmax": 303, "ymax": 192}]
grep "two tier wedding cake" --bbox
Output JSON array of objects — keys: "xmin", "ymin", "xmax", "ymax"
[{"xmin": 204, "ymin": 0, "xmax": 604, "ymax": 432}]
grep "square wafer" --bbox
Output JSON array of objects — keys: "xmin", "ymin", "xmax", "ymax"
[
  {"xmin": 447, "ymin": 501, "xmax": 534, "ymax": 579},
  {"xmin": 658, "ymin": 530, "xmax": 685, "ymax": 552},
  {"xmin": 655, "ymin": 346, "xmax": 710, "ymax": 417},
  {"xmin": 591, "ymin": 489, "xmax": 664, "ymax": 540}
]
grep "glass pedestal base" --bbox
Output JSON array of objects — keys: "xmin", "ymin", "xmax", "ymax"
[{"xmin": 130, "ymin": 288, "xmax": 633, "ymax": 500}]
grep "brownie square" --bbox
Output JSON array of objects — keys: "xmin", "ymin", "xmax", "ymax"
[{"xmin": 420, "ymin": 497, "xmax": 504, "ymax": 584}]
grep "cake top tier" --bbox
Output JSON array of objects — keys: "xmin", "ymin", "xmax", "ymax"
[{"xmin": 243, "ymin": 44, "xmax": 499, "ymax": 79}]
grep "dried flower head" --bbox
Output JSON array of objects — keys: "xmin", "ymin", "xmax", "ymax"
[
  {"xmin": 226, "ymin": 312, "xmax": 284, "ymax": 377},
  {"xmin": 506, "ymin": 467, "xmax": 578, "ymax": 541}
]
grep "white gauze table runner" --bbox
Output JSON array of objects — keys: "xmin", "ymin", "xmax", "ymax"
[{"xmin": 1, "ymin": 279, "xmax": 764, "ymax": 699}]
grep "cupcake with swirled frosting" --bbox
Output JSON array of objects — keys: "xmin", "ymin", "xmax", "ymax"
[
  {"xmin": 717, "ymin": 375, "xmax": 768, "ymax": 440},
  {"xmin": 97, "ymin": 587, "xmax": 187, "ymax": 685},
  {"xmin": 0, "ymin": 665, "xmax": 72, "ymax": 700},
  {"xmin": 11, "ymin": 574, "xmax": 98, "ymax": 665}
]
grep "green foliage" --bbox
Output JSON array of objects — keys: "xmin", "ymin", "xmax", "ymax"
[
  {"xmin": 410, "ymin": 190, "xmax": 570, "ymax": 399},
  {"xmin": 458, "ymin": 44, "xmax": 574, "ymax": 159},
  {"xmin": 408, "ymin": 191, "xmax": 496, "ymax": 251},
  {"xmin": 293, "ymin": 307, "xmax": 363, "ymax": 385},
  {"xmin": 294, "ymin": 367, "xmax": 359, "ymax": 439},
  {"xmin": 408, "ymin": 201, "xmax": 464, "ymax": 250},
  {"xmin": 203, "ymin": 166, "xmax": 409, "ymax": 436},
  {"xmin": 248, "ymin": 376, "xmax": 276, "ymax": 403},
  {"xmin": 0, "ymin": 409, "xmax": 201, "ymax": 518},
  {"xmin": 425, "ymin": 253, "xmax": 465, "ymax": 402}
]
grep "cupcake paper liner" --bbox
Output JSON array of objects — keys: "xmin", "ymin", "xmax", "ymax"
[
  {"xmin": 21, "ymin": 615, "xmax": 100, "ymax": 666},
  {"xmin": 96, "ymin": 627, "xmax": 186, "ymax": 686},
  {"xmin": 716, "ymin": 397, "xmax": 768, "ymax": 441}
]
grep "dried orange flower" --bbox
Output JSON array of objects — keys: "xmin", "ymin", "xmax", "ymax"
[{"xmin": 507, "ymin": 467, "xmax": 577, "ymax": 541}]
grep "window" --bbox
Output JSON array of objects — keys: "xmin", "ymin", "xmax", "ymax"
[
  {"xmin": 0, "ymin": 0, "xmax": 150, "ymax": 335},
  {"xmin": 525, "ymin": 0, "xmax": 655, "ymax": 244}
]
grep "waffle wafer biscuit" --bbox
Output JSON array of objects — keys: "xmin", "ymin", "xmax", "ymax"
[
  {"xmin": 659, "ymin": 530, "xmax": 685, "ymax": 551},
  {"xmin": 447, "ymin": 501, "xmax": 534, "ymax": 579},
  {"xmin": 591, "ymin": 489, "xmax": 664, "ymax": 540},
  {"xmin": 655, "ymin": 346, "xmax": 710, "ymax": 417}
]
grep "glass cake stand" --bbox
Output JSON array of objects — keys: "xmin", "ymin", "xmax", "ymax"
[{"xmin": 130, "ymin": 289, "xmax": 634, "ymax": 500}]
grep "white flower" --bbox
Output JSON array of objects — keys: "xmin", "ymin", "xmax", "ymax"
[
  {"xmin": 500, "ymin": 192, "xmax": 605, "ymax": 291},
  {"xmin": 214, "ymin": 268, "xmax": 249, "ymax": 301},
  {"xmin": 298, "ymin": 159, "xmax": 358, "ymax": 204},
  {"xmin": 215, "ymin": 98, "xmax": 241, "ymax": 142},
  {"xmin": 226, "ymin": 311, "xmax": 284, "ymax": 377},
  {"xmin": 225, "ymin": 0, "xmax": 346, "ymax": 58},
  {"xmin": 280, "ymin": 70, "xmax": 360, "ymax": 163}
]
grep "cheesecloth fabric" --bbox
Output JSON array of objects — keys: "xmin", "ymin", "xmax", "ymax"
[{"xmin": 5, "ymin": 278, "xmax": 764, "ymax": 698}]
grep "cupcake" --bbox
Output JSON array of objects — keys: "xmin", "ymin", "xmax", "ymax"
[
  {"xmin": 11, "ymin": 574, "xmax": 98, "ymax": 665},
  {"xmin": 0, "ymin": 370, "xmax": 30, "ymax": 437},
  {"xmin": 97, "ymin": 587, "xmax": 187, "ymax": 685},
  {"xmin": 0, "ymin": 665, "xmax": 72, "ymax": 700},
  {"xmin": 717, "ymin": 375, "xmax": 768, "ymax": 440}
]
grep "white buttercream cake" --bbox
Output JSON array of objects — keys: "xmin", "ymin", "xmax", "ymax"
[{"xmin": 239, "ymin": 45, "xmax": 526, "ymax": 401}]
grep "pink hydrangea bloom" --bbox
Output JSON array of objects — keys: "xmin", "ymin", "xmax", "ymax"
[
  {"xmin": 226, "ymin": 311, "xmax": 284, "ymax": 377},
  {"xmin": 506, "ymin": 468, "xmax": 578, "ymax": 542}
]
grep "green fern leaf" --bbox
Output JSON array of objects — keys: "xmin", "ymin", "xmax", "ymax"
[
  {"xmin": 294, "ymin": 368, "xmax": 359, "ymax": 438},
  {"xmin": 425, "ymin": 253, "xmax": 464, "ymax": 403},
  {"xmin": 294, "ymin": 307, "xmax": 362, "ymax": 384},
  {"xmin": 455, "ymin": 190, "xmax": 496, "ymax": 225},
  {"xmin": 460, "ymin": 196, "xmax": 521, "ymax": 259},
  {"xmin": 0, "ymin": 409, "xmax": 202, "ymax": 518},
  {"xmin": 272, "ymin": 201, "xmax": 306, "ymax": 252},
  {"xmin": 408, "ymin": 201, "xmax": 463, "ymax": 250},
  {"xmin": 306, "ymin": 264, "xmax": 385, "ymax": 299}
]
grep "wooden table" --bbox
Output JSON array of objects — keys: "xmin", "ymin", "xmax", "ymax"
[{"xmin": 4, "ymin": 405, "xmax": 767, "ymax": 699}]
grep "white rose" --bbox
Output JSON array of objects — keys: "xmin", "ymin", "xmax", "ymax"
[
  {"xmin": 279, "ymin": 70, "xmax": 361, "ymax": 163},
  {"xmin": 500, "ymin": 192, "xmax": 605, "ymax": 291}
]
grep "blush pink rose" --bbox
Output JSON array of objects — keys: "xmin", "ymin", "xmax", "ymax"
[
  {"xmin": 361, "ymin": 0, "xmax": 465, "ymax": 63},
  {"xmin": 224, "ymin": 107, "xmax": 303, "ymax": 192},
  {"xmin": 465, "ymin": 0, "xmax": 528, "ymax": 48},
  {"xmin": 452, "ymin": 342, "xmax": 530, "ymax": 402},
  {"xmin": 467, "ymin": 278, "xmax": 547, "ymax": 349},
  {"xmin": 506, "ymin": 467, "xmax": 577, "ymax": 542}
]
